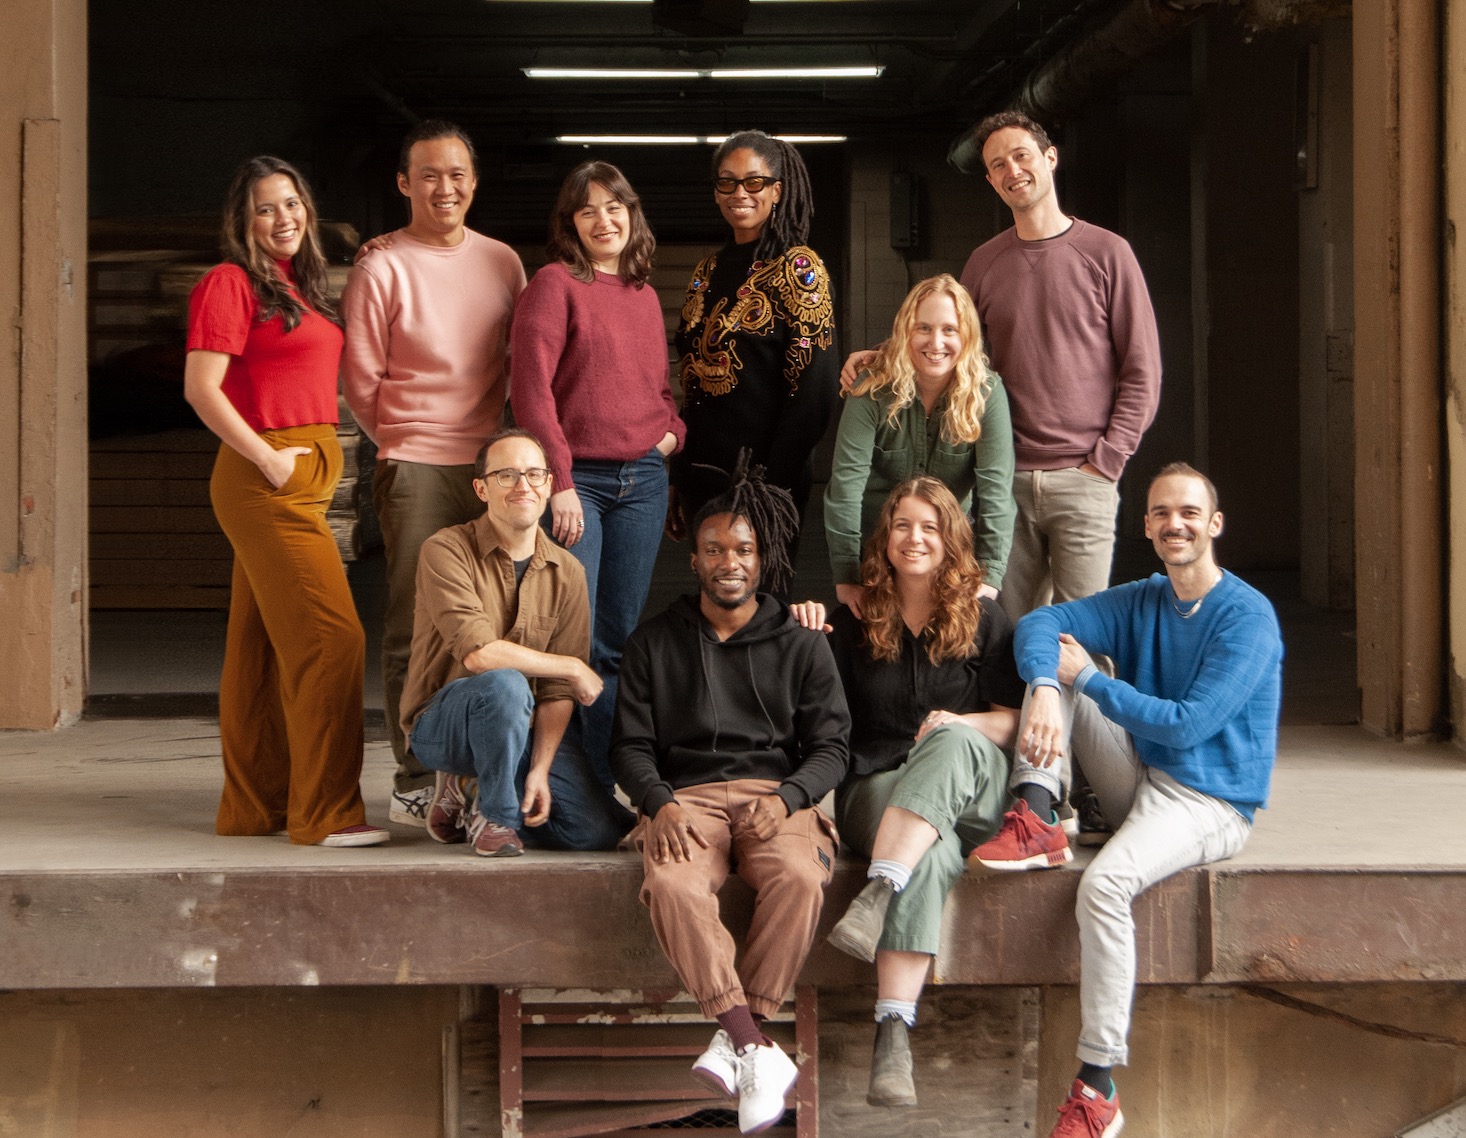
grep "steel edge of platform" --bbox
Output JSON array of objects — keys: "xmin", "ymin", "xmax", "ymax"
[{"xmin": 2, "ymin": 859, "xmax": 1463, "ymax": 990}]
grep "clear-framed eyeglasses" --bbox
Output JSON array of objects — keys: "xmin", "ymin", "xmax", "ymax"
[{"xmin": 479, "ymin": 467, "xmax": 551, "ymax": 488}]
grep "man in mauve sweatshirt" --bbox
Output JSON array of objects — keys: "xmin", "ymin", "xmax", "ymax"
[
  {"xmin": 959, "ymin": 110, "xmax": 1161, "ymax": 622},
  {"xmin": 341, "ymin": 119, "xmax": 527, "ymax": 827}
]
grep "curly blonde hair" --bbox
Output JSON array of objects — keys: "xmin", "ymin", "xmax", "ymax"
[
  {"xmin": 851, "ymin": 274, "xmax": 991, "ymax": 444},
  {"xmin": 858, "ymin": 477, "xmax": 986, "ymax": 665}
]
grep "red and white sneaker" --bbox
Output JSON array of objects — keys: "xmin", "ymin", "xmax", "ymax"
[
  {"xmin": 970, "ymin": 800, "xmax": 1073, "ymax": 871},
  {"xmin": 1049, "ymin": 1079, "xmax": 1124, "ymax": 1137},
  {"xmin": 426, "ymin": 773, "xmax": 473, "ymax": 844},
  {"xmin": 315, "ymin": 823, "xmax": 390, "ymax": 848}
]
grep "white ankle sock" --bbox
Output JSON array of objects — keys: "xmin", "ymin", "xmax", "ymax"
[
  {"xmin": 874, "ymin": 999, "xmax": 918, "ymax": 1027},
  {"xmin": 869, "ymin": 859, "xmax": 912, "ymax": 892}
]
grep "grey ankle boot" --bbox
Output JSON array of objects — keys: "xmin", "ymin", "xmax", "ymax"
[
  {"xmin": 867, "ymin": 1015, "xmax": 917, "ymax": 1107},
  {"xmin": 827, "ymin": 876, "xmax": 896, "ymax": 962}
]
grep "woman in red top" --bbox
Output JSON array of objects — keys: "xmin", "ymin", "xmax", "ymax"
[{"xmin": 185, "ymin": 156, "xmax": 385, "ymax": 847}]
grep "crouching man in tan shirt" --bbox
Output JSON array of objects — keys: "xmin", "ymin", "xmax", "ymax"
[{"xmin": 400, "ymin": 428, "xmax": 632, "ymax": 856}]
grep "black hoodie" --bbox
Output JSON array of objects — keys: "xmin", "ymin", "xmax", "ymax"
[{"xmin": 611, "ymin": 594, "xmax": 851, "ymax": 818}]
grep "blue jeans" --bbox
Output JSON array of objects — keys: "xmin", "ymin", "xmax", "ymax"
[
  {"xmin": 409, "ymin": 670, "xmax": 633, "ymax": 851},
  {"xmin": 549, "ymin": 449, "xmax": 668, "ymax": 789}
]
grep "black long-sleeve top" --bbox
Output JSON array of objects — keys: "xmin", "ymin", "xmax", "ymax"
[{"xmin": 827, "ymin": 600, "xmax": 1027, "ymax": 779}]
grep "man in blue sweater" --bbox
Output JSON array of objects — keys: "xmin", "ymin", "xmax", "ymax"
[{"xmin": 972, "ymin": 463, "xmax": 1283, "ymax": 1138}]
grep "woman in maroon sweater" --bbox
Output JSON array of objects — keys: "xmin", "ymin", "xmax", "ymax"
[
  {"xmin": 185, "ymin": 156, "xmax": 384, "ymax": 848},
  {"xmin": 510, "ymin": 161, "xmax": 685, "ymax": 788}
]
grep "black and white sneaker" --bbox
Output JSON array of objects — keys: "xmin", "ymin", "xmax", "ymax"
[{"xmin": 389, "ymin": 785, "xmax": 432, "ymax": 828}]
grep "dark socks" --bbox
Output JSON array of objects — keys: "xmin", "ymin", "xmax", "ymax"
[
  {"xmin": 717, "ymin": 1004, "xmax": 766, "ymax": 1052},
  {"xmin": 1018, "ymin": 784, "xmax": 1057, "ymax": 823},
  {"xmin": 1076, "ymin": 1063, "xmax": 1113, "ymax": 1098}
]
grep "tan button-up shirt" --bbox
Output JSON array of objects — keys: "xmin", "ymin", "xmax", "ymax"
[{"xmin": 400, "ymin": 513, "xmax": 590, "ymax": 742}]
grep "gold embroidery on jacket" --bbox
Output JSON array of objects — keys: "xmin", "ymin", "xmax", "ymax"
[{"xmin": 678, "ymin": 246, "xmax": 833, "ymax": 399}]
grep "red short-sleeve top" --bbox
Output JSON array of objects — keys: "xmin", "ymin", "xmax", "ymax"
[{"xmin": 186, "ymin": 261, "xmax": 343, "ymax": 431}]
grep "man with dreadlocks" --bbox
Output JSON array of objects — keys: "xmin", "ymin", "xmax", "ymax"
[{"xmin": 611, "ymin": 456, "xmax": 851, "ymax": 1135}]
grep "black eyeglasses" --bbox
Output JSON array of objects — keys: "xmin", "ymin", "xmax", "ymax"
[
  {"xmin": 713, "ymin": 175, "xmax": 778, "ymax": 195},
  {"xmin": 479, "ymin": 467, "xmax": 551, "ymax": 488}
]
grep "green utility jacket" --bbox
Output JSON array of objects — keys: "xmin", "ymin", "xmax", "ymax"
[{"xmin": 823, "ymin": 376, "xmax": 1016, "ymax": 588}]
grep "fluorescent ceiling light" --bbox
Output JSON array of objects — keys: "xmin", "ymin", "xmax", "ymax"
[
  {"xmin": 525, "ymin": 66, "xmax": 882, "ymax": 79},
  {"xmin": 556, "ymin": 134, "xmax": 847, "ymax": 144},
  {"xmin": 557, "ymin": 135, "xmax": 705, "ymax": 144},
  {"xmin": 525, "ymin": 68, "xmax": 701, "ymax": 78},
  {"xmin": 710, "ymin": 66, "xmax": 881, "ymax": 79}
]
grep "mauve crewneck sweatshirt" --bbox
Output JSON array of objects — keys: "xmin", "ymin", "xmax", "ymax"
[
  {"xmin": 959, "ymin": 219, "xmax": 1160, "ymax": 480},
  {"xmin": 341, "ymin": 229, "xmax": 526, "ymax": 466},
  {"xmin": 509, "ymin": 261, "xmax": 684, "ymax": 491}
]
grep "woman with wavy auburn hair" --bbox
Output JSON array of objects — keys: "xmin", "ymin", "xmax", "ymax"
[
  {"xmin": 823, "ymin": 477, "xmax": 1025, "ymax": 1108},
  {"xmin": 824, "ymin": 274, "xmax": 1015, "ymax": 617},
  {"xmin": 185, "ymin": 155, "xmax": 384, "ymax": 848},
  {"xmin": 510, "ymin": 160, "xmax": 684, "ymax": 787}
]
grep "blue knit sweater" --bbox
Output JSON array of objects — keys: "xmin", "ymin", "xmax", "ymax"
[{"xmin": 1014, "ymin": 572, "xmax": 1283, "ymax": 820}]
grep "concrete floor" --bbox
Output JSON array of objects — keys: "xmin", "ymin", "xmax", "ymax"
[{"xmin": 3, "ymin": 716, "xmax": 1462, "ymax": 872}]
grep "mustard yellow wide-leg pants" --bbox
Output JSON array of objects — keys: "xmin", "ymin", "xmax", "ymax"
[{"xmin": 209, "ymin": 424, "xmax": 367, "ymax": 844}]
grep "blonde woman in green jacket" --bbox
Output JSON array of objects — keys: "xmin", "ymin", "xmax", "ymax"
[{"xmin": 825, "ymin": 275, "xmax": 1015, "ymax": 616}]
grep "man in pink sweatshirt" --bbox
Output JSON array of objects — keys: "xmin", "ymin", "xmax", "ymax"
[{"xmin": 342, "ymin": 120, "xmax": 527, "ymax": 826}]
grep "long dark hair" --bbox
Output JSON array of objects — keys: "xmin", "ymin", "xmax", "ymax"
[
  {"xmin": 711, "ymin": 131, "xmax": 815, "ymax": 262},
  {"xmin": 219, "ymin": 156, "xmax": 335, "ymax": 330},
  {"xmin": 547, "ymin": 161, "xmax": 655, "ymax": 286}
]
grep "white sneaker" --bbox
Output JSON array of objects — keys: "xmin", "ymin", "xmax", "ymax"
[
  {"xmin": 691, "ymin": 1028, "xmax": 739, "ymax": 1098},
  {"xmin": 736, "ymin": 1040, "xmax": 798, "ymax": 1134},
  {"xmin": 389, "ymin": 785, "xmax": 432, "ymax": 828}
]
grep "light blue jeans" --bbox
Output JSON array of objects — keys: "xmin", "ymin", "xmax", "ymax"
[
  {"xmin": 409, "ymin": 669, "xmax": 633, "ymax": 851},
  {"xmin": 1011, "ymin": 686, "xmax": 1252, "ymax": 1066}
]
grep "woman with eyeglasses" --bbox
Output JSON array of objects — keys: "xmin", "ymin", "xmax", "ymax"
[
  {"xmin": 824, "ymin": 275, "xmax": 1015, "ymax": 618},
  {"xmin": 670, "ymin": 131, "xmax": 839, "ymax": 583},
  {"xmin": 510, "ymin": 161, "xmax": 684, "ymax": 788},
  {"xmin": 184, "ymin": 156, "xmax": 385, "ymax": 848}
]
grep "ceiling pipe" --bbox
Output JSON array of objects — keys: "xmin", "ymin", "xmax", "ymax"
[
  {"xmin": 947, "ymin": 0, "xmax": 1215, "ymax": 172},
  {"xmin": 946, "ymin": 0, "xmax": 1349, "ymax": 173}
]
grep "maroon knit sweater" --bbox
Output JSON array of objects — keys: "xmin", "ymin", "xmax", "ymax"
[
  {"xmin": 509, "ymin": 261, "xmax": 685, "ymax": 490},
  {"xmin": 959, "ymin": 219, "xmax": 1160, "ymax": 480}
]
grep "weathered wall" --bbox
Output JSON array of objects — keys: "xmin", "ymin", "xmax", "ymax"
[
  {"xmin": 1353, "ymin": 0, "xmax": 1445, "ymax": 739},
  {"xmin": 0, "ymin": 0, "xmax": 89, "ymax": 729},
  {"xmin": 0, "ymin": 987, "xmax": 459, "ymax": 1136},
  {"xmin": 1038, "ymin": 983, "xmax": 1466, "ymax": 1138},
  {"xmin": 1448, "ymin": 0, "xmax": 1466, "ymax": 747}
]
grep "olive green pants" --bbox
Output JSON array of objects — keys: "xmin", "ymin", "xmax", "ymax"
[{"xmin": 836, "ymin": 724, "xmax": 1011, "ymax": 955}]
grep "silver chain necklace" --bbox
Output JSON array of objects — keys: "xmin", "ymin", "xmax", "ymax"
[
  {"xmin": 1171, "ymin": 572, "xmax": 1222, "ymax": 619},
  {"xmin": 1171, "ymin": 595, "xmax": 1204, "ymax": 619}
]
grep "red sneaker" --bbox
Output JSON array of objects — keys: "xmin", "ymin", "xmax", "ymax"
[
  {"xmin": 468, "ymin": 811, "xmax": 523, "ymax": 858},
  {"xmin": 426, "ymin": 772, "xmax": 473, "ymax": 844},
  {"xmin": 970, "ymin": 800, "xmax": 1073, "ymax": 871},
  {"xmin": 1049, "ymin": 1079, "xmax": 1123, "ymax": 1137}
]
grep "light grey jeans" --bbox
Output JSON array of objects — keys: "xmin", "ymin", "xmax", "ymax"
[
  {"xmin": 1011, "ymin": 686, "xmax": 1252, "ymax": 1067},
  {"xmin": 1000, "ymin": 467, "xmax": 1120, "ymax": 622}
]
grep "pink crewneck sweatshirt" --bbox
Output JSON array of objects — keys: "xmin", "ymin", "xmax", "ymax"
[{"xmin": 341, "ymin": 228, "xmax": 527, "ymax": 466}]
